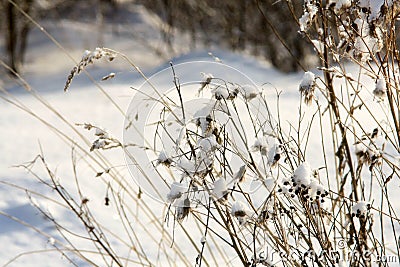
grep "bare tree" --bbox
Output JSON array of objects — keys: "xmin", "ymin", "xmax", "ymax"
[
  {"xmin": 4, "ymin": 0, "xmax": 33, "ymax": 74},
  {"xmin": 138, "ymin": 0, "xmax": 312, "ymax": 72}
]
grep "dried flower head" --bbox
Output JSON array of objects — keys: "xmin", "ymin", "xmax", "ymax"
[
  {"xmin": 176, "ymin": 198, "xmax": 191, "ymax": 222},
  {"xmin": 167, "ymin": 182, "xmax": 187, "ymax": 203},
  {"xmin": 373, "ymin": 78, "xmax": 387, "ymax": 98},
  {"xmin": 299, "ymin": 71, "xmax": 316, "ymax": 105},
  {"xmin": 251, "ymin": 138, "xmax": 268, "ymax": 156},
  {"xmin": 212, "ymin": 178, "xmax": 229, "ymax": 202},
  {"xmin": 231, "ymin": 201, "xmax": 248, "ymax": 225},
  {"xmin": 64, "ymin": 47, "xmax": 117, "ymax": 92},
  {"xmin": 351, "ymin": 201, "xmax": 371, "ymax": 219},
  {"xmin": 198, "ymin": 72, "xmax": 214, "ymax": 94},
  {"xmin": 239, "ymin": 84, "xmax": 259, "ymax": 101},
  {"xmin": 299, "ymin": 2, "xmax": 318, "ymax": 32},
  {"xmin": 157, "ymin": 150, "xmax": 173, "ymax": 167}
]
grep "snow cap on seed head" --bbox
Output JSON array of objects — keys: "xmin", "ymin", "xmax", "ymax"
[
  {"xmin": 299, "ymin": 71, "xmax": 316, "ymax": 105},
  {"xmin": 167, "ymin": 182, "xmax": 187, "ymax": 203},
  {"xmin": 351, "ymin": 201, "xmax": 371, "ymax": 218},
  {"xmin": 231, "ymin": 200, "xmax": 249, "ymax": 225},
  {"xmin": 293, "ymin": 162, "xmax": 312, "ymax": 187},
  {"xmin": 212, "ymin": 178, "xmax": 228, "ymax": 200},
  {"xmin": 373, "ymin": 77, "xmax": 387, "ymax": 98},
  {"xmin": 239, "ymin": 84, "xmax": 259, "ymax": 101}
]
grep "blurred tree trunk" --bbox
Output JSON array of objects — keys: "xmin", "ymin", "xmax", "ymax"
[
  {"xmin": 6, "ymin": 1, "xmax": 18, "ymax": 73},
  {"xmin": 237, "ymin": 0, "xmax": 246, "ymax": 50},
  {"xmin": 138, "ymin": 0, "xmax": 309, "ymax": 72},
  {"xmin": 96, "ymin": 0, "xmax": 105, "ymax": 45},
  {"xmin": 5, "ymin": 0, "xmax": 33, "ymax": 74},
  {"xmin": 161, "ymin": 0, "xmax": 175, "ymax": 53},
  {"xmin": 18, "ymin": 0, "xmax": 32, "ymax": 67}
]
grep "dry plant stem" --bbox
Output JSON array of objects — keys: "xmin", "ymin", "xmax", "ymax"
[
  {"xmin": 256, "ymin": 0, "xmax": 305, "ymax": 71},
  {"xmin": 320, "ymin": 9, "xmax": 359, "ymax": 202},
  {"xmin": 114, "ymin": 187, "xmax": 192, "ymax": 265},
  {"xmin": 0, "ymin": 64, "xmax": 133, "ymax": 197},
  {"xmin": 378, "ymin": 53, "xmax": 400, "ymax": 148},
  {"xmin": 0, "ymin": 210, "xmax": 95, "ymax": 266},
  {"xmin": 170, "ymin": 62, "xmax": 196, "ymax": 157},
  {"xmin": 111, "ymin": 193, "xmax": 151, "ymax": 265},
  {"xmin": 71, "ymin": 156, "xmax": 151, "ymax": 265},
  {"xmin": 196, "ymin": 198, "xmax": 211, "ymax": 267},
  {"xmin": 385, "ymin": 12, "xmax": 400, "ymax": 147},
  {"xmin": 0, "ymin": 180, "xmax": 67, "ymax": 208},
  {"xmin": 211, "ymin": 199, "xmax": 249, "ymax": 266},
  {"xmin": 5, "ymin": 1, "xmax": 400, "ymax": 265},
  {"xmin": 191, "ymin": 213, "xmax": 221, "ymax": 265},
  {"xmin": 7, "ymin": 0, "xmax": 128, "ymax": 121},
  {"xmin": 35, "ymin": 155, "xmax": 124, "ymax": 267},
  {"xmin": 4, "ymin": 249, "xmax": 82, "ymax": 267}
]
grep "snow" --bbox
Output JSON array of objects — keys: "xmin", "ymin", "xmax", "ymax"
[
  {"xmin": 1, "ymin": 3, "xmax": 400, "ymax": 266},
  {"xmin": 351, "ymin": 201, "xmax": 371, "ymax": 218},
  {"xmin": 212, "ymin": 178, "xmax": 228, "ymax": 200},
  {"xmin": 334, "ymin": 0, "xmax": 351, "ymax": 11},
  {"xmin": 239, "ymin": 84, "xmax": 259, "ymax": 101},
  {"xmin": 231, "ymin": 201, "xmax": 247, "ymax": 217},
  {"xmin": 299, "ymin": 71, "xmax": 316, "ymax": 105},
  {"xmin": 299, "ymin": 71, "xmax": 315, "ymax": 90},
  {"xmin": 198, "ymin": 135, "xmax": 218, "ymax": 152},
  {"xmin": 374, "ymin": 77, "xmax": 387, "ymax": 98},
  {"xmin": 166, "ymin": 182, "xmax": 186, "ymax": 203},
  {"xmin": 212, "ymin": 86, "xmax": 230, "ymax": 100},
  {"xmin": 299, "ymin": 2, "xmax": 318, "ymax": 32},
  {"xmin": 293, "ymin": 162, "xmax": 312, "ymax": 187}
]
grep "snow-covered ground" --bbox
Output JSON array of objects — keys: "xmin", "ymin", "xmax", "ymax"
[
  {"xmin": 0, "ymin": 6, "xmax": 301, "ymax": 266},
  {"xmin": 1, "ymin": 3, "xmax": 400, "ymax": 267},
  {"xmin": 0, "ymin": 50, "xmax": 300, "ymax": 267},
  {"xmin": 0, "ymin": 6, "xmax": 179, "ymax": 266}
]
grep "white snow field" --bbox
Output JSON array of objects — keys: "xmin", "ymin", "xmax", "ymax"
[
  {"xmin": 1, "ymin": 3, "xmax": 400, "ymax": 267},
  {"xmin": 0, "ymin": 48, "xmax": 301, "ymax": 266},
  {"xmin": 0, "ymin": 6, "xmax": 302, "ymax": 266}
]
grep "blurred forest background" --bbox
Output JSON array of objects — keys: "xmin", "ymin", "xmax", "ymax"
[{"xmin": 0, "ymin": 0, "xmax": 311, "ymax": 75}]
